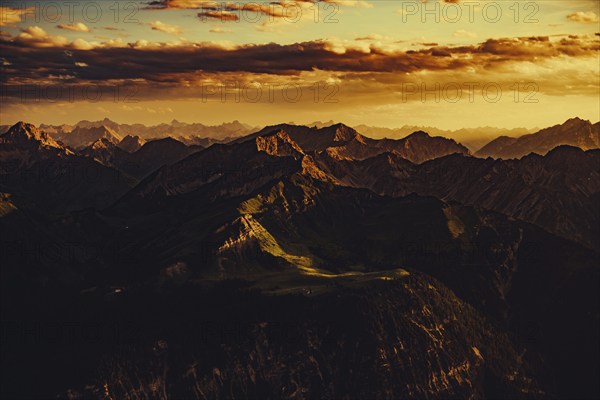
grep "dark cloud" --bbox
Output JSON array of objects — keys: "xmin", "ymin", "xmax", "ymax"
[
  {"xmin": 431, "ymin": 47, "xmax": 452, "ymax": 57},
  {"xmin": 197, "ymin": 10, "xmax": 240, "ymax": 21},
  {"xmin": 146, "ymin": 0, "xmax": 371, "ymax": 16},
  {"xmin": 0, "ymin": 33, "xmax": 597, "ymax": 101},
  {"xmin": 2, "ymin": 34, "xmax": 596, "ymax": 77}
]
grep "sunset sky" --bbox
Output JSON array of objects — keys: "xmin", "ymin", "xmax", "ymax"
[{"xmin": 0, "ymin": 0, "xmax": 599, "ymax": 129}]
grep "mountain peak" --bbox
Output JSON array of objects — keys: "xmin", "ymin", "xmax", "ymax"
[
  {"xmin": 545, "ymin": 144, "xmax": 585, "ymax": 160},
  {"xmin": 171, "ymin": 119, "xmax": 187, "ymax": 127},
  {"xmin": 12, "ymin": 120, "xmax": 29, "ymax": 129},
  {"xmin": 405, "ymin": 131, "xmax": 431, "ymax": 139},
  {"xmin": 564, "ymin": 117, "xmax": 587, "ymax": 124},
  {"xmin": 255, "ymin": 129, "xmax": 305, "ymax": 158},
  {"xmin": 330, "ymin": 122, "xmax": 350, "ymax": 128},
  {"xmin": 89, "ymin": 137, "xmax": 117, "ymax": 151},
  {"xmin": 309, "ymin": 120, "xmax": 337, "ymax": 128},
  {"xmin": 331, "ymin": 123, "xmax": 359, "ymax": 142},
  {"xmin": 118, "ymin": 135, "xmax": 146, "ymax": 153},
  {"xmin": 7, "ymin": 121, "xmax": 36, "ymax": 135},
  {"xmin": 65, "ymin": 124, "xmax": 122, "ymax": 149},
  {"xmin": 75, "ymin": 118, "xmax": 119, "ymax": 130},
  {"xmin": 559, "ymin": 117, "xmax": 591, "ymax": 130},
  {"xmin": 2, "ymin": 121, "xmax": 61, "ymax": 148},
  {"xmin": 479, "ymin": 116, "xmax": 598, "ymax": 159}
]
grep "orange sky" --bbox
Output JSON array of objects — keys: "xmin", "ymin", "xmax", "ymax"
[{"xmin": 1, "ymin": 0, "xmax": 599, "ymax": 128}]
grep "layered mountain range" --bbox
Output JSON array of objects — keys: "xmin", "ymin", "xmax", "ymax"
[
  {"xmin": 34, "ymin": 117, "xmax": 258, "ymax": 142},
  {"xmin": 476, "ymin": 117, "xmax": 600, "ymax": 159},
  {"xmin": 0, "ymin": 122, "xmax": 131, "ymax": 213},
  {"xmin": 353, "ymin": 123, "xmax": 536, "ymax": 151},
  {"xmin": 1, "ymin": 118, "xmax": 598, "ymax": 399},
  {"xmin": 3, "ymin": 117, "xmax": 596, "ymax": 159}
]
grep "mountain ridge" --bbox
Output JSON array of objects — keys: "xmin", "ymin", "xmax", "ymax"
[
  {"xmin": 234, "ymin": 122, "xmax": 470, "ymax": 163},
  {"xmin": 0, "ymin": 121, "xmax": 133, "ymax": 213},
  {"xmin": 475, "ymin": 117, "xmax": 600, "ymax": 159}
]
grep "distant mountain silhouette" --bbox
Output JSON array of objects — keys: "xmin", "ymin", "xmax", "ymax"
[
  {"xmin": 353, "ymin": 123, "xmax": 535, "ymax": 151},
  {"xmin": 475, "ymin": 118, "xmax": 600, "ymax": 159},
  {"xmin": 42, "ymin": 118, "xmax": 258, "ymax": 142},
  {"xmin": 54, "ymin": 125, "xmax": 122, "ymax": 150}
]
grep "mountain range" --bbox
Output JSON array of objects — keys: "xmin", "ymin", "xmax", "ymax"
[
  {"xmin": 475, "ymin": 117, "xmax": 600, "ymax": 159},
  {"xmin": 352, "ymin": 123, "xmax": 536, "ymax": 151},
  {"xmin": 34, "ymin": 118, "xmax": 259, "ymax": 142},
  {"xmin": 0, "ymin": 122, "xmax": 132, "ymax": 213},
  {"xmin": 0, "ymin": 117, "xmax": 599, "ymax": 399},
  {"xmin": 3, "ymin": 117, "xmax": 595, "ymax": 159}
]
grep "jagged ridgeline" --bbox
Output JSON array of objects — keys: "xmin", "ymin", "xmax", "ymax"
[{"xmin": 0, "ymin": 120, "xmax": 598, "ymax": 399}]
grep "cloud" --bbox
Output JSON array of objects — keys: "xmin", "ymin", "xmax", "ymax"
[
  {"xmin": 453, "ymin": 29, "xmax": 477, "ymax": 39},
  {"xmin": 57, "ymin": 22, "xmax": 91, "ymax": 33},
  {"xmin": 197, "ymin": 10, "xmax": 239, "ymax": 21},
  {"xmin": 147, "ymin": 0, "xmax": 373, "ymax": 12},
  {"xmin": 323, "ymin": 0, "xmax": 373, "ymax": 8},
  {"xmin": 9, "ymin": 26, "xmax": 130, "ymax": 49},
  {"xmin": 145, "ymin": 0, "xmax": 216, "ymax": 9},
  {"xmin": 355, "ymin": 34, "xmax": 385, "ymax": 41},
  {"xmin": 96, "ymin": 106, "xmax": 111, "ymax": 114},
  {"xmin": 209, "ymin": 27, "xmax": 232, "ymax": 33},
  {"xmin": 146, "ymin": 0, "xmax": 372, "ymax": 29},
  {"xmin": 20, "ymin": 26, "xmax": 47, "ymax": 39},
  {"xmin": 414, "ymin": 42, "xmax": 439, "ymax": 47},
  {"xmin": 566, "ymin": 11, "xmax": 599, "ymax": 23},
  {"xmin": 196, "ymin": 2, "xmax": 308, "ymax": 22},
  {"xmin": 2, "ymin": 32, "xmax": 598, "ymax": 75},
  {"xmin": 71, "ymin": 38, "xmax": 94, "ymax": 50},
  {"xmin": 0, "ymin": 6, "xmax": 34, "ymax": 27},
  {"xmin": 149, "ymin": 21, "xmax": 183, "ymax": 35},
  {"xmin": 15, "ymin": 26, "xmax": 69, "ymax": 47},
  {"xmin": 0, "ymin": 31, "xmax": 598, "ymax": 104}
]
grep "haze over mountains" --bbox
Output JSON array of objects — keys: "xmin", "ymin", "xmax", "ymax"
[
  {"xmin": 36, "ymin": 118, "xmax": 259, "ymax": 142},
  {"xmin": 476, "ymin": 117, "xmax": 600, "ymax": 159},
  {"xmin": 353, "ymin": 124, "xmax": 536, "ymax": 151},
  {"xmin": 1, "ymin": 117, "xmax": 599, "ymax": 399}
]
